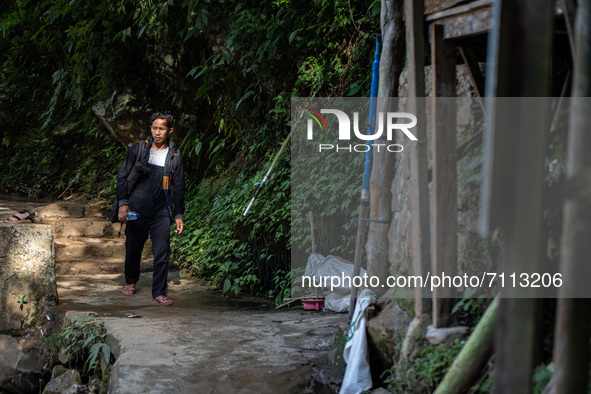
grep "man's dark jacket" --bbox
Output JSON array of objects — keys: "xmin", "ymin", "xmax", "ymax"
[{"xmin": 116, "ymin": 137, "xmax": 185, "ymax": 220}]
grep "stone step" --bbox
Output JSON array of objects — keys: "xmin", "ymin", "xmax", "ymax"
[
  {"xmin": 82, "ymin": 204, "xmax": 106, "ymax": 219},
  {"xmin": 54, "ymin": 237, "xmax": 153, "ymax": 262},
  {"xmin": 36, "ymin": 201, "xmax": 106, "ymax": 219},
  {"xmin": 0, "ymin": 200, "xmax": 48, "ymax": 221},
  {"xmin": 0, "ymin": 200, "xmax": 108, "ymax": 222},
  {"xmin": 56, "ymin": 257, "xmax": 153, "ymax": 275},
  {"xmin": 45, "ymin": 218, "xmax": 121, "ymax": 238}
]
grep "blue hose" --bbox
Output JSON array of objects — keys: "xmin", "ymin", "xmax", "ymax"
[{"xmin": 361, "ymin": 34, "xmax": 382, "ymax": 195}]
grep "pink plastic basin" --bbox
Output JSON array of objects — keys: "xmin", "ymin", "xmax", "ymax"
[{"xmin": 302, "ymin": 299, "xmax": 325, "ymax": 310}]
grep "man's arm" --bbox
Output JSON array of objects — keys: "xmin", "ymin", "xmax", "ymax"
[
  {"xmin": 116, "ymin": 144, "xmax": 140, "ymax": 221},
  {"xmin": 171, "ymin": 152, "xmax": 185, "ymax": 221}
]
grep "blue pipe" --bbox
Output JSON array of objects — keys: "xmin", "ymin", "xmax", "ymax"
[{"xmin": 361, "ymin": 34, "xmax": 382, "ymax": 194}]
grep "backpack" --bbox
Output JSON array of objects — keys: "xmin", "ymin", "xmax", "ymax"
[{"xmin": 108, "ymin": 141, "xmax": 149, "ymax": 223}]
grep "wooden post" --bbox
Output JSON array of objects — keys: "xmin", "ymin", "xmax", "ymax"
[
  {"xmin": 480, "ymin": 0, "xmax": 554, "ymax": 392},
  {"xmin": 404, "ymin": 0, "xmax": 432, "ymax": 317},
  {"xmin": 309, "ymin": 210, "xmax": 320, "ymax": 300},
  {"xmin": 559, "ymin": 0, "xmax": 577, "ymax": 59},
  {"xmin": 308, "ymin": 211, "xmax": 316, "ymax": 254},
  {"xmin": 553, "ymin": 0, "xmax": 591, "ymax": 391},
  {"xmin": 458, "ymin": 47, "xmax": 486, "ymax": 111},
  {"xmin": 430, "ymin": 24, "xmax": 458, "ymax": 328}
]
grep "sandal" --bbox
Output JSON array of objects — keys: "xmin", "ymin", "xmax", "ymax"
[
  {"xmin": 5, "ymin": 210, "xmax": 30, "ymax": 222},
  {"xmin": 4, "ymin": 210, "xmax": 41, "ymax": 223},
  {"xmin": 122, "ymin": 285, "xmax": 136, "ymax": 296},
  {"xmin": 153, "ymin": 295, "xmax": 173, "ymax": 306}
]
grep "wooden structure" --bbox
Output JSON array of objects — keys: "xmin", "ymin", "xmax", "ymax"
[
  {"xmin": 403, "ymin": 0, "xmax": 588, "ymax": 391},
  {"xmin": 405, "ymin": 0, "xmax": 498, "ymax": 328}
]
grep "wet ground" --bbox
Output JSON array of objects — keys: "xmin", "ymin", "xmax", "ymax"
[
  {"xmin": 57, "ymin": 272, "xmax": 347, "ymax": 393},
  {"xmin": 0, "ymin": 198, "xmax": 347, "ymax": 393}
]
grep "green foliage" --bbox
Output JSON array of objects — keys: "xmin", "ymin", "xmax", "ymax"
[
  {"xmin": 531, "ymin": 358, "xmax": 591, "ymax": 394},
  {"xmin": 531, "ymin": 363, "xmax": 553, "ymax": 394},
  {"xmin": 171, "ymin": 151, "xmax": 291, "ymax": 302},
  {"xmin": 452, "ymin": 287, "xmax": 486, "ymax": 323},
  {"xmin": 42, "ymin": 315, "xmax": 113, "ymax": 378},
  {"xmin": 291, "ymin": 127, "xmax": 365, "ymax": 264},
  {"xmin": 385, "ymin": 338, "xmax": 464, "ymax": 393},
  {"xmin": 0, "ymin": 121, "xmax": 124, "ymax": 199},
  {"xmin": 471, "ymin": 376, "xmax": 492, "ymax": 393},
  {"xmin": 1, "ymin": 0, "xmax": 380, "ymax": 297}
]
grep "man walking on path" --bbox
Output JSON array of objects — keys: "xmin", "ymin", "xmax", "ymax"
[{"xmin": 116, "ymin": 113, "xmax": 185, "ymax": 305}]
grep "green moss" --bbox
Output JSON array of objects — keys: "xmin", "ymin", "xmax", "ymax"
[
  {"xmin": 396, "ymin": 298, "xmax": 416, "ymax": 320},
  {"xmin": 385, "ymin": 338, "xmax": 464, "ymax": 393},
  {"xmin": 333, "ymin": 325, "xmax": 347, "ymax": 369},
  {"xmin": 0, "ymin": 328, "xmax": 23, "ymax": 336},
  {"xmin": 51, "ymin": 364, "xmax": 67, "ymax": 380}
]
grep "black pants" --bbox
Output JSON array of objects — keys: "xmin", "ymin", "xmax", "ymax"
[{"xmin": 124, "ymin": 215, "xmax": 171, "ymax": 298}]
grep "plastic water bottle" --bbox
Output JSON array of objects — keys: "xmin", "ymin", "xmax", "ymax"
[{"xmin": 126, "ymin": 211, "xmax": 140, "ymax": 221}]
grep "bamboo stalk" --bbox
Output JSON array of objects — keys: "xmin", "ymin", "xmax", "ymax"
[{"xmin": 434, "ymin": 297, "xmax": 499, "ymax": 394}]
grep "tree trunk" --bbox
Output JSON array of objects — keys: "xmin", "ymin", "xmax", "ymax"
[{"xmin": 366, "ymin": 0, "xmax": 404, "ymax": 296}]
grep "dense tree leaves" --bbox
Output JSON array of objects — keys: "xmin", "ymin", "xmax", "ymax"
[{"xmin": 0, "ymin": 0, "xmax": 379, "ymax": 300}]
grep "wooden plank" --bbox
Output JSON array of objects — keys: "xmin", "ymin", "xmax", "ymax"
[
  {"xmin": 426, "ymin": 0, "xmax": 492, "ymax": 40},
  {"xmin": 550, "ymin": 69, "xmax": 571, "ymax": 133},
  {"xmin": 458, "ymin": 46, "xmax": 486, "ymax": 111},
  {"xmin": 430, "ymin": 6, "xmax": 492, "ymax": 39},
  {"xmin": 559, "ymin": 0, "xmax": 577, "ymax": 59},
  {"xmin": 424, "ymin": 0, "xmax": 465, "ymax": 15},
  {"xmin": 480, "ymin": 2, "xmax": 554, "ymax": 234},
  {"xmin": 404, "ymin": 0, "xmax": 432, "ymax": 317},
  {"xmin": 481, "ymin": 0, "xmax": 554, "ymax": 392},
  {"xmin": 308, "ymin": 211, "xmax": 316, "ymax": 254},
  {"xmin": 430, "ymin": 24, "xmax": 458, "ymax": 328},
  {"xmin": 406, "ymin": 0, "xmax": 426, "ymax": 99},
  {"xmin": 426, "ymin": 0, "xmax": 492, "ymax": 21}
]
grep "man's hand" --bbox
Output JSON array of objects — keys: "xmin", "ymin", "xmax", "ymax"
[
  {"xmin": 118, "ymin": 205, "xmax": 130, "ymax": 222},
  {"xmin": 174, "ymin": 218, "xmax": 184, "ymax": 235}
]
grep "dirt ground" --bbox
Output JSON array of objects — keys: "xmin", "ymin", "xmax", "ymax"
[{"xmin": 56, "ymin": 271, "xmax": 348, "ymax": 393}]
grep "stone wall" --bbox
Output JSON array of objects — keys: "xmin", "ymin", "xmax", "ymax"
[
  {"xmin": 0, "ymin": 223, "xmax": 58, "ymax": 330},
  {"xmin": 388, "ymin": 64, "xmax": 490, "ymax": 283}
]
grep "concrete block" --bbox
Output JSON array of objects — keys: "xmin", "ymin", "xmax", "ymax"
[{"xmin": 0, "ymin": 223, "xmax": 59, "ymax": 330}]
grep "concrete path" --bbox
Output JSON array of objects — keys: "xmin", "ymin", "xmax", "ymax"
[
  {"xmin": 58, "ymin": 271, "xmax": 347, "ymax": 393},
  {"xmin": 1, "ymin": 199, "xmax": 347, "ymax": 392}
]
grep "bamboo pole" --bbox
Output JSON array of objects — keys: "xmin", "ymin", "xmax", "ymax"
[
  {"xmin": 243, "ymin": 131, "xmax": 291, "ymax": 216},
  {"xmin": 552, "ymin": 1, "xmax": 591, "ymax": 391},
  {"xmin": 348, "ymin": 35, "xmax": 382, "ymax": 320},
  {"xmin": 434, "ymin": 297, "xmax": 499, "ymax": 394}
]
